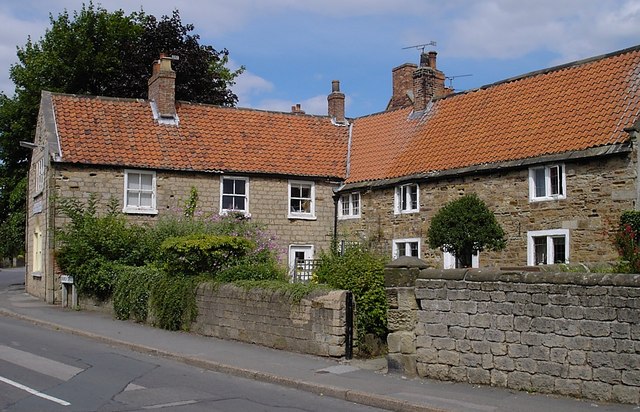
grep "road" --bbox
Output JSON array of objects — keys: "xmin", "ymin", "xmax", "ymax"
[
  {"xmin": 0, "ymin": 314, "xmax": 385, "ymax": 411},
  {"xmin": 0, "ymin": 267, "xmax": 24, "ymax": 290}
]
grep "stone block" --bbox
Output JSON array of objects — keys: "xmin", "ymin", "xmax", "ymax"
[
  {"xmin": 448, "ymin": 326, "xmax": 466, "ymax": 339},
  {"xmin": 460, "ymin": 353, "xmax": 482, "ymax": 367},
  {"xmin": 471, "ymin": 340, "xmax": 491, "ymax": 354},
  {"xmin": 467, "ymin": 327, "xmax": 486, "ymax": 341},
  {"xmin": 452, "ymin": 301, "xmax": 478, "ymax": 314},
  {"xmin": 387, "ymin": 331, "xmax": 415, "ymax": 354},
  {"xmin": 417, "ymin": 309, "xmax": 444, "ymax": 324},
  {"xmin": 433, "ymin": 337, "xmax": 456, "ymax": 350},
  {"xmin": 515, "ymin": 358, "xmax": 537, "ymax": 373},
  {"xmin": 555, "ymin": 319, "xmax": 580, "ymax": 336},
  {"xmin": 387, "ymin": 309, "xmax": 417, "ymax": 331},
  {"xmin": 416, "ymin": 347, "xmax": 438, "ymax": 363},
  {"xmin": 423, "ymin": 363, "xmax": 451, "ymax": 381},
  {"xmin": 593, "ymin": 367, "xmax": 621, "ymax": 384},
  {"xmin": 507, "ymin": 344, "xmax": 529, "ymax": 358},
  {"xmin": 505, "ymin": 331, "xmax": 521, "ymax": 343},
  {"xmin": 438, "ymin": 350, "xmax": 460, "ymax": 366},
  {"xmin": 470, "ymin": 313, "xmax": 493, "ymax": 328},
  {"xmin": 616, "ymin": 339, "xmax": 636, "ymax": 353},
  {"xmin": 580, "ymin": 320, "xmax": 611, "ymax": 337},
  {"xmin": 468, "ymin": 368, "xmax": 491, "ymax": 385},
  {"xmin": 507, "ymin": 371, "xmax": 532, "ymax": 391},
  {"xmin": 396, "ymin": 287, "xmax": 418, "ymax": 310},
  {"xmin": 449, "ymin": 366, "xmax": 468, "ymax": 382},
  {"xmin": 622, "ymin": 370, "xmax": 640, "ymax": 386},
  {"xmin": 537, "ymin": 361, "xmax": 564, "ymax": 377},
  {"xmin": 456, "ymin": 339, "xmax": 472, "ymax": 352},
  {"xmin": 490, "ymin": 342, "xmax": 507, "ymax": 356},
  {"xmin": 513, "ymin": 316, "xmax": 532, "ymax": 332},
  {"xmin": 486, "ymin": 330, "xmax": 505, "ymax": 342},
  {"xmin": 588, "ymin": 352, "xmax": 613, "ymax": 368},
  {"xmin": 491, "ymin": 369, "xmax": 508, "ymax": 387},
  {"xmin": 612, "ymin": 385, "xmax": 640, "ymax": 404},
  {"xmin": 582, "ymin": 381, "xmax": 612, "ymax": 402},
  {"xmin": 611, "ymin": 322, "xmax": 630, "ymax": 339},
  {"xmin": 568, "ymin": 365, "xmax": 592, "ymax": 380},
  {"xmin": 521, "ymin": 332, "xmax": 544, "ymax": 346},
  {"xmin": 386, "ymin": 353, "xmax": 418, "ymax": 377},
  {"xmin": 531, "ymin": 317, "xmax": 555, "ymax": 333},
  {"xmin": 443, "ymin": 312, "xmax": 469, "ymax": 327},
  {"xmin": 567, "ymin": 350, "xmax": 586, "ymax": 365},
  {"xmin": 531, "ymin": 374, "xmax": 555, "ymax": 393},
  {"xmin": 424, "ymin": 323, "xmax": 448, "ymax": 337},
  {"xmin": 554, "ymin": 378, "xmax": 582, "ymax": 397},
  {"xmin": 494, "ymin": 356, "xmax": 515, "ymax": 371}
]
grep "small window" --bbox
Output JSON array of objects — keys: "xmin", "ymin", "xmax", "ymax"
[
  {"xmin": 124, "ymin": 170, "xmax": 157, "ymax": 214},
  {"xmin": 394, "ymin": 184, "xmax": 419, "ymax": 214},
  {"xmin": 221, "ymin": 177, "xmax": 249, "ymax": 215},
  {"xmin": 529, "ymin": 164, "xmax": 566, "ymax": 201},
  {"xmin": 527, "ymin": 229, "xmax": 569, "ymax": 265},
  {"xmin": 443, "ymin": 251, "xmax": 479, "ymax": 269},
  {"xmin": 288, "ymin": 180, "xmax": 315, "ymax": 219},
  {"xmin": 338, "ymin": 192, "xmax": 360, "ymax": 219},
  {"xmin": 392, "ymin": 238, "xmax": 421, "ymax": 259},
  {"xmin": 35, "ymin": 157, "xmax": 46, "ymax": 195}
]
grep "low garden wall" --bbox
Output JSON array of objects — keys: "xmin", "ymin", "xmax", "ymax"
[
  {"xmin": 193, "ymin": 283, "xmax": 350, "ymax": 357},
  {"xmin": 385, "ymin": 257, "xmax": 640, "ymax": 404}
]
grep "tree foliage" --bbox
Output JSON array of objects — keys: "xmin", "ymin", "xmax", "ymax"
[
  {"xmin": 0, "ymin": 3, "xmax": 242, "ymax": 259},
  {"xmin": 427, "ymin": 194, "xmax": 506, "ymax": 268}
]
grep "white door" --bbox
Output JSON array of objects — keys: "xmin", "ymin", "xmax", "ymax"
[
  {"xmin": 289, "ymin": 245, "xmax": 314, "ymax": 280},
  {"xmin": 443, "ymin": 251, "xmax": 479, "ymax": 269}
]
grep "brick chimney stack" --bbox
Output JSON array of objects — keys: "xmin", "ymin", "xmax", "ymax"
[
  {"xmin": 412, "ymin": 51, "xmax": 448, "ymax": 111},
  {"xmin": 327, "ymin": 80, "xmax": 346, "ymax": 123},
  {"xmin": 387, "ymin": 63, "xmax": 418, "ymax": 110},
  {"xmin": 291, "ymin": 103, "xmax": 306, "ymax": 114},
  {"xmin": 148, "ymin": 54, "xmax": 177, "ymax": 119}
]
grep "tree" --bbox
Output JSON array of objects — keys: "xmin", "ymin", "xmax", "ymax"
[
  {"xmin": 427, "ymin": 193, "xmax": 506, "ymax": 268},
  {"xmin": 0, "ymin": 3, "xmax": 243, "ymax": 260}
]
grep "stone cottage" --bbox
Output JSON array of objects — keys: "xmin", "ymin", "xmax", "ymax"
[{"xmin": 25, "ymin": 46, "xmax": 640, "ymax": 302}]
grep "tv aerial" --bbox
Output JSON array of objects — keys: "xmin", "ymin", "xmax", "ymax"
[
  {"xmin": 445, "ymin": 74, "xmax": 473, "ymax": 90},
  {"xmin": 402, "ymin": 41, "xmax": 437, "ymax": 53}
]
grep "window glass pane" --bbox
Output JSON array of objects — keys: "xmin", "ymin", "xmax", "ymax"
[
  {"xmin": 301, "ymin": 199, "xmax": 311, "ymax": 213},
  {"xmin": 534, "ymin": 237, "xmax": 547, "ymax": 264},
  {"xmin": 140, "ymin": 192, "xmax": 152, "ymax": 207},
  {"xmin": 550, "ymin": 166, "xmax": 560, "ymax": 195},
  {"xmin": 341, "ymin": 195, "xmax": 349, "ymax": 215},
  {"xmin": 291, "ymin": 186, "xmax": 301, "ymax": 198},
  {"xmin": 352, "ymin": 193, "xmax": 360, "ymax": 215},
  {"xmin": 300, "ymin": 186, "xmax": 310, "ymax": 199},
  {"xmin": 140, "ymin": 174, "xmax": 153, "ymax": 190},
  {"xmin": 534, "ymin": 168, "xmax": 546, "ymax": 197},
  {"xmin": 223, "ymin": 179, "xmax": 234, "ymax": 194},
  {"xmin": 401, "ymin": 187, "xmax": 408, "ymax": 210},
  {"xmin": 291, "ymin": 199, "xmax": 301, "ymax": 213},
  {"xmin": 235, "ymin": 179, "xmax": 246, "ymax": 195},
  {"xmin": 398, "ymin": 243, "xmax": 406, "ymax": 257},
  {"xmin": 222, "ymin": 195, "xmax": 233, "ymax": 210},
  {"xmin": 126, "ymin": 190, "xmax": 138, "ymax": 207},
  {"xmin": 128, "ymin": 173, "xmax": 141, "ymax": 190},
  {"xmin": 410, "ymin": 185, "xmax": 418, "ymax": 209},
  {"xmin": 552, "ymin": 236, "xmax": 566, "ymax": 263},
  {"xmin": 410, "ymin": 242, "xmax": 419, "ymax": 257},
  {"xmin": 235, "ymin": 196, "xmax": 245, "ymax": 211}
]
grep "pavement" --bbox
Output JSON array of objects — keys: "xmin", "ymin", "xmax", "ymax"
[{"xmin": 0, "ymin": 267, "xmax": 637, "ymax": 412}]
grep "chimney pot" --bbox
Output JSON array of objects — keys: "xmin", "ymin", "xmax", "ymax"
[{"xmin": 428, "ymin": 51, "xmax": 437, "ymax": 69}]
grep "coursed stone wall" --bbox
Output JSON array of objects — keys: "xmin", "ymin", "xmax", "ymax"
[
  {"xmin": 26, "ymin": 162, "xmax": 337, "ymax": 302},
  {"xmin": 193, "ymin": 283, "xmax": 350, "ymax": 357},
  {"xmin": 338, "ymin": 151, "xmax": 637, "ymax": 268},
  {"xmin": 385, "ymin": 257, "xmax": 640, "ymax": 404}
]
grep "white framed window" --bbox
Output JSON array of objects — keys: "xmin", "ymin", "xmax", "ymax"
[
  {"xmin": 394, "ymin": 183, "xmax": 419, "ymax": 214},
  {"xmin": 338, "ymin": 192, "xmax": 360, "ymax": 219},
  {"xmin": 123, "ymin": 169, "xmax": 157, "ymax": 214},
  {"xmin": 33, "ymin": 226, "xmax": 43, "ymax": 274},
  {"xmin": 220, "ymin": 176, "xmax": 249, "ymax": 215},
  {"xmin": 35, "ymin": 157, "xmax": 46, "ymax": 195},
  {"xmin": 392, "ymin": 238, "xmax": 421, "ymax": 259},
  {"xmin": 443, "ymin": 251, "xmax": 479, "ymax": 269},
  {"xmin": 529, "ymin": 164, "xmax": 566, "ymax": 201},
  {"xmin": 527, "ymin": 229, "xmax": 569, "ymax": 265},
  {"xmin": 289, "ymin": 245, "xmax": 314, "ymax": 281},
  {"xmin": 288, "ymin": 180, "xmax": 315, "ymax": 219}
]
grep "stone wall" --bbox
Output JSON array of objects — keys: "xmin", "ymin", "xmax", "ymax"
[
  {"xmin": 26, "ymin": 161, "xmax": 337, "ymax": 302},
  {"xmin": 338, "ymin": 151, "xmax": 637, "ymax": 268},
  {"xmin": 193, "ymin": 283, "xmax": 350, "ymax": 357},
  {"xmin": 385, "ymin": 257, "xmax": 640, "ymax": 404}
]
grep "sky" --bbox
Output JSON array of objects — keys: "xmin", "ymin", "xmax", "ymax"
[{"xmin": 1, "ymin": 1, "xmax": 640, "ymax": 118}]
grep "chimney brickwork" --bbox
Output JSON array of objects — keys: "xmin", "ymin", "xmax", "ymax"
[
  {"xmin": 388, "ymin": 51, "xmax": 451, "ymax": 112},
  {"xmin": 388, "ymin": 63, "xmax": 418, "ymax": 110},
  {"xmin": 327, "ymin": 80, "xmax": 346, "ymax": 123},
  {"xmin": 148, "ymin": 54, "xmax": 177, "ymax": 119}
]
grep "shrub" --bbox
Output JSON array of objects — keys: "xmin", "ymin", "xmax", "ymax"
[
  {"xmin": 615, "ymin": 211, "xmax": 640, "ymax": 273},
  {"xmin": 217, "ymin": 261, "xmax": 287, "ymax": 282},
  {"xmin": 159, "ymin": 234, "xmax": 255, "ymax": 277},
  {"xmin": 315, "ymin": 246, "xmax": 388, "ymax": 350},
  {"xmin": 113, "ymin": 264, "xmax": 161, "ymax": 322},
  {"xmin": 150, "ymin": 273, "xmax": 201, "ymax": 331},
  {"xmin": 427, "ymin": 193, "xmax": 506, "ymax": 267},
  {"xmin": 56, "ymin": 196, "xmax": 152, "ymax": 298}
]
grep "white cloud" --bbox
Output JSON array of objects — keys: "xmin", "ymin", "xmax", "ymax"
[{"xmin": 232, "ymin": 70, "xmax": 274, "ymax": 106}]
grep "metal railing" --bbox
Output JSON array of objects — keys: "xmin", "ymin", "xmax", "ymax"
[{"xmin": 292, "ymin": 258, "xmax": 321, "ymax": 283}]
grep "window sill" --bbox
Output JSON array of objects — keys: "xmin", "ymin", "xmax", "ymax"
[
  {"xmin": 122, "ymin": 208, "xmax": 158, "ymax": 215},
  {"xmin": 288, "ymin": 214, "xmax": 317, "ymax": 221},
  {"xmin": 394, "ymin": 210, "xmax": 419, "ymax": 215},
  {"xmin": 529, "ymin": 196, "xmax": 566, "ymax": 203},
  {"xmin": 32, "ymin": 271, "xmax": 43, "ymax": 278},
  {"xmin": 338, "ymin": 215, "xmax": 361, "ymax": 220},
  {"xmin": 221, "ymin": 210, "xmax": 251, "ymax": 218}
]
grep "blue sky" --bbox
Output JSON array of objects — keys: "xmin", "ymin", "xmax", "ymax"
[{"xmin": 1, "ymin": 1, "xmax": 640, "ymax": 117}]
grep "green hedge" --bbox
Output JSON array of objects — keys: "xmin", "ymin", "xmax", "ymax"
[{"xmin": 160, "ymin": 234, "xmax": 255, "ymax": 277}]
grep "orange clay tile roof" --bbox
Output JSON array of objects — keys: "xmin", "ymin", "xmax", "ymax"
[
  {"xmin": 52, "ymin": 95, "xmax": 349, "ymax": 178},
  {"xmin": 346, "ymin": 46, "xmax": 640, "ymax": 184}
]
